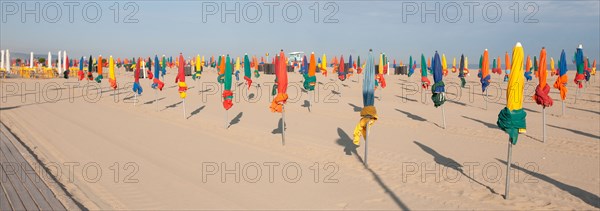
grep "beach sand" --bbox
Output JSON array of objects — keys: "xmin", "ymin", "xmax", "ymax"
[{"xmin": 1, "ymin": 67, "xmax": 598, "ymax": 210}]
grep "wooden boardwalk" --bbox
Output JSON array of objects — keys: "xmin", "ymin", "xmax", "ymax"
[{"xmin": 0, "ymin": 122, "xmax": 69, "ymax": 210}]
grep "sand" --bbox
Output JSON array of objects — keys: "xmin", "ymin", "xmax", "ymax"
[{"xmin": 0, "ymin": 66, "xmax": 598, "ymax": 210}]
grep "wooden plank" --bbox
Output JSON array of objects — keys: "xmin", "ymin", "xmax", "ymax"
[
  {"xmin": 0, "ymin": 127, "xmax": 65, "ymax": 210},
  {"xmin": 0, "ymin": 179, "xmax": 15, "ymax": 211},
  {"xmin": 0, "ymin": 134, "xmax": 43, "ymax": 210},
  {"xmin": 1, "ymin": 164, "xmax": 26, "ymax": 210}
]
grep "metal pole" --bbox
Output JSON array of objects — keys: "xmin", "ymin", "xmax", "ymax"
[
  {"xmin": 155, "ymin": 89, "xmax": 158, "ymax": 111},
  {"xmin": 505, "ymin": 140, "xmax": 513, "ymax": 200},
  {"xmin": 562, "ymin": 100, "xmax": 565, "ymax": 116},
  {"xmin": 485, "ymin": 89, "xmax": 488, "ymax": 110},
  {"xmin": 543, "ymin": 107, "xmax": 546, "ymax": 143},
  {"xmin": 183, "ymin": 99, "xmax": 186, "ymax": 119},
  {"xmin": 134, "ymin": 93, "xmax": 137, "ymax": 107},
  {"xmin": 365, "ymin": 120, "xmax": 371, "ymax": 166},
  {"xmin": 442, "ymin": 104, "xmax": 446, "ymax": 129},
  {"xmin": 282, "ymin": 105, "xmax": 286, "ymax": 146},
  {"xmin": 225, "ymin": 109, "xmax": 228, "ymax": 129},
  {"xmin": 575, "ymin": 87, "xmax": 579, "ymax": 104},
  {"xmin": 308, "ymin": 90, "xmax": 312, "ymax": 112}
]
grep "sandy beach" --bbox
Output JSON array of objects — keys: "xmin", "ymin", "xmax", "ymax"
[{"xmin": 1, "ymin": 67, "xmax": 598, "ymax": 210}]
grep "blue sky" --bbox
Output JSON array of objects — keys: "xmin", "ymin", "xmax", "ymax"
[{"xmin": 1, "ymin": 1, "xmax": 599, "ymax": 62}]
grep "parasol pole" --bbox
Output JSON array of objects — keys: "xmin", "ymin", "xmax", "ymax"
[
  {"xmin": 575, "ymin": 87, "xmax": 579, "ymax": 104},
  {"xmin": 183, "ymin": 98, "xmax": 186, "ymax": 119},
  {"xmin": 155, "ymin": 89, "xmax": 158, "ymax": 111},
  {"xmin": 134, "ymin": 93, "xmax": 137, "ymax": 107},
  {"xmin": 485, "ymin": 89, "xmax": 489, "ymax": 110},
  {"xmin": 442, "ymin": 103, "xmax": 446, "ymax": 129},
  {"xmin": 543, "ymin": 107, "xmax": 546, "ymax": 143},
  {"xmin": 364, "ymin": 119, "xmax": 372, "ymax": 166},
  {"xmin": 562, "ymin": 99, "xmax": 565, "ymax": 116},
  {"xmin": 282, "ymin": 104, "xmax": 286, "ymax": 145},
  {"xmin": 504, "ymin": 140, "xmax": 513, "ymax": 200},
  {"xmin": 308, "ymin": 90, "xmax": 312, "ymax": 112},
  {"xmin": 225, "ymin": 109, "xmax": 228, "ymax": 129}
]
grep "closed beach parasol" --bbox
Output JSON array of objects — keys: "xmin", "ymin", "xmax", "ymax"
[
  {"xmin": 109, "ymin": 55, "xmax": 117, "ymax": 89},
  {"xmin": 270, "ymin": 50, "xmax": 289, "ymax": 145},
  {"xmin": 441, "ymin": 54, "xmax": 448, "ymax": 76},
  {"xmin": 353, "ymin": 49, "xmax": 377, "ymax": 166},
  {"xmin": 497, "ymin": 42, "xmax": 527, "ymax": 200},
  {"xmin": 408, "ymin": 56, "xmax": 415, "ymax": 77},
  {"xmin": 132, "ymin": 57, "xmax": 143, "ymax": 106},
  {"xmin": 553, "ymin": 50, "xmax": 568, "ymax": 116},
  {"xmin": 525, "ymin": 55, "xmax": 532, "ymax": 81},
  {"xmin": 223, "ymin": 54, "xmax": 234, "ymax": 112},
  {"xmin": 133, "ymin": 57, "xmax": 142, "ymax": 94},
  {"xmin": 193, "ymin": 54, "xmax": 202, "ymax": 81},
  {"xmin": 421, "ymin": 54, "xmax": 431, "ymax": 89},
  {"xmin": 87, "ymin": 55, "xmax": 94, "ymax": 81},
  {"xmin": 504, "ymin": 52, "xmax": 511, "ymax": 82},
  {"xmin": 451, "ymin": 57, "xmax": 457, "ymax": 73},
  {"xmin": 243, "ymin": 54, "xmax": 253, "ymax": 89},
  {"xmin": 78, "ymin": 57, "xmax": 84, "ymax": 80},
  {"xmin": 459, "ymin": 54, "xmax": 466, "ymax": 88},
  {"xmin": 431, "ymin": 51, "xmax": 447, "ymax": 128},
  {"xmin": 95, "ymin": 55, "xmax": 104, "ymax": 83},
  {"xmin": 321, "ymin": 54, "xmax": 327, "ymax": 76},
  {"xmin": 532, "ymin": 47, "xmax": 552, "ymax": 143},
  {"xmin": 176, "ymin": 53, "xmax": 188, "ymax": 118},
  {"xmin": 574, "ymin": 45, "xmax": 585, "ymax": 90},
  {"xmin": 481, "ymin": 49, "xmax": 491, "ymax": 110},
  {"xmin": 338, "ymin": 55, "xmax": 347, "ymax": 81}
]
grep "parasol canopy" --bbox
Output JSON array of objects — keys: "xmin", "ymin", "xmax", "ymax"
[
  {"xmin": 176, "ymin": 53, "xmax": 188, "ymax": 99},
  {"xmin": 95, "ymin": 55, "xmax": 104, "ymax": 83},
  {"xmin": 353, "ymin": 49, "xmax": 377, "ymax": 146},
  {"xmin": 533, "ymin": 48, "xmax": 553, "ymax": 108},
  {"xmin": 109, "ymin": 55, "xmax": 117, "ymax": 89},
  {"xmin": 459, "ymin": 54, "xmax": 466, "ymax": 88},
  {"xmin": 553, "ymin": 50, "xmax": 568, "ymax": 101},
  {"xmin": 497, "ymin": 42, "xmax": 527, "ymax": 145},
  {"xmin": 421, "ymin": 54, "xmax": 431, "ymax": 89},
  {"xmin": 480, "ymin": 49, "xmax": 490, "ymax": 92},
  {"xmin": 244, "ymin": 54, "xmax": 253, "ymax": 89},
  {"xmin": 270, "ymin": 50, "xmax": 288, "ymax": 113},
  {"xmin": 574, "ymin": 45, "xmax": 585, "ymax": 88},
  {"xmin": 303, "ymin": 52, "xmax": 317, "ymax": 91},
  {"xmin": 431, "ymin": 51, "xmax": 446, "ymax": 107},
  {"xmin": 133, "ymin": 57, "xmax": 143, "ymax": 95}
]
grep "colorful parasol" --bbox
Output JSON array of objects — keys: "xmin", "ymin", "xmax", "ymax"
[
  {"xmin": 338, "ymin": 55, "xmax": 347, "ymax": 81},
  {"xmin": 192, "ymin": 54, "xmax": 202, "ymax": 81},
  {"xmin": 270, "ymin": 50, "xmax": 288, "ymax": 113},
  {"xmin": 78, "ymin": 56, "xmax": 84, "ymax": 80},
  {"xmin": 223, "ymin": 55, "xmax": 234, "ymax": 111},
  {"xmin": 481, "ymin": 49, "xmax": 490, "ymax": 93},
  {"xmin": 459, "ymin": 54, "xmax": 466, "ymax": 88},
  {"xmin": 95, "ymin": 55, "xmax": 103, "ymax": 83},
  {"xmin": 87, "ymin": 55, "xmax": 94, "ymax": 81},
  {"xmin": 533, "ymin": 48, "xmax": 553, "ymax": 108},
  {"xmin": 431, "ymin": 51, "xmax": 446, "ymax": 108},
  {"xmin": 574, "ymin": 45, "xmax": 585, "ymax": 88},
  {"xmin": 353, "ymin": 49, "xmax": 377, "ymax": 165},
  {"xmin": 441, "ymin": 53, "xmax": 448, "ymax": 76},
  {"xmin": 421, "ymin": 54, "xmax": 431, "ymax": 89},
  {"xmin": 108, "ymin": 55, "xmax": 117, "ymax": 89},
  {"xmin": 525, "ymin": 55, "xmax": 532, "ymax": 81},
  {"xmin": 498, "ymin": 43, "xmax": 527, "ymax": 200},
  {"xmin": 244, "ymin": 54, "xmax": 253, "ymax": 89},
  {"xmin": 133, "ymin": 57, "xmax": 143, "ymax": 95},
  {"xmin": 497, "ymin": 42, "xmax": 527, "ymax": 145}
]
